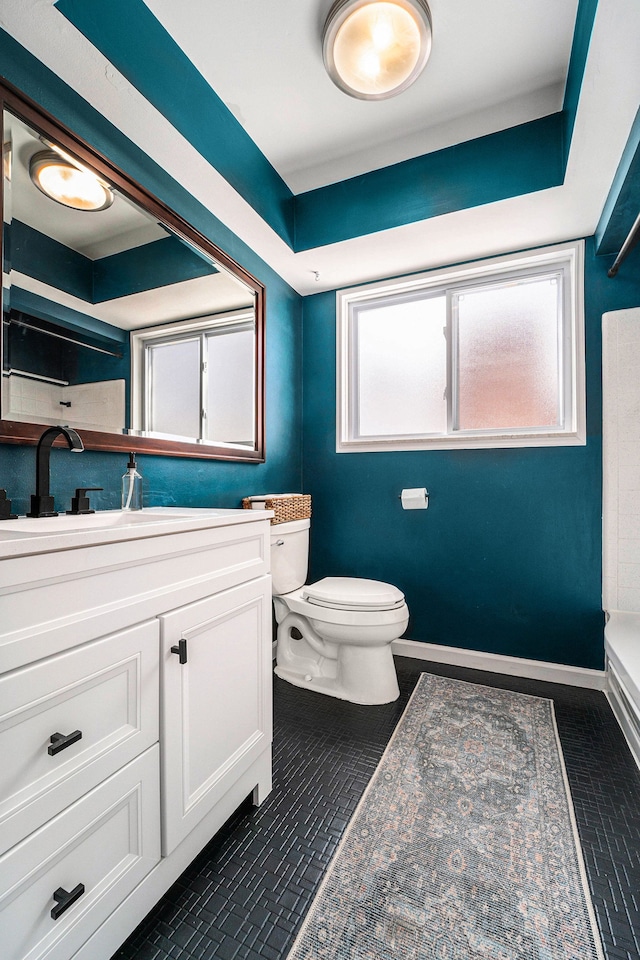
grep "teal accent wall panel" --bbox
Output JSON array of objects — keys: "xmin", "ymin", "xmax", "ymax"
[
  {"xmin": 294, "ymin": 115, "xmax": 566, "ymax": 251},
  {"xmin": 301, "ymin": 239, "xmax": 640, "ymax": 671},
  {"xmin": 92, "ymin": 235, "xmax": 216, "ymax": 302},
  {"xmin": 11, "ymin": 221, "xmax": 93, "ymax": 301},
  {"xmin": 563, "ymin": 0, "xmax": 599, "ymax": 166},
  {"xmin": 0, "ymin": 31, "xmax": 303, "ymax": 513},
  {"xmin": 54, "ymin": 0, "xmax": 295, "ymax": 247},
  {"xmin": 596, "ymin": 107, "xmax": 640, "ymax": 258},
  {"xmin": 10, "ymin": 222, "xmax": 216, "ymax": 303},
  {"xmin": 11, "ymin": 287, "xmax": 127, "ymax": 345}
]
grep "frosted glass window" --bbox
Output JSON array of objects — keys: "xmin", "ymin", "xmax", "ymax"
[
  {"xmin": 337, "ymin": 242, "xmax": 585, "ymax": 452},
  {"xmin": 206, "ymin": 327, "xmax": 255, "ymax": 445},
  {"xmin": 456, "ymin": 276, "xmax": 561, "ymax": 431},
  {"xmin": 139, "ymin": 315, "xmax": 256, "ymax": 446},
  {"xmin": 355, "ymin": 295, "xmax": 446, "ymax": 437},
  {"xmin": 147, "ymin": 338, "xmax": 200, "ymax": 438}
]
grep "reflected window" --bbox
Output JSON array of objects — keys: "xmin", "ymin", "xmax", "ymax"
[
  {"xmin": 132, "ymin": 312, "xmax": 256, "ymax": 447},
  {"xmin": 147, "ymin": 336, "xmax": 201, "ymax": 439}
]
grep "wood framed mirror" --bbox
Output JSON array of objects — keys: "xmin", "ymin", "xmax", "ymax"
[{"xmin": 0, "ymin": 79, "xmax": 265, "ymax": 461}]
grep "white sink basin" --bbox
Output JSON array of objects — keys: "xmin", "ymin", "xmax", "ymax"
[{"xmin": 0, "ymin": 508, "xmax": 205, "ymax": 534}]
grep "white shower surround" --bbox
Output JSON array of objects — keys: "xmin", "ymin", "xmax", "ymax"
[{"xmin": 602, "ymin": 306, "xmax": 640, "ymax": 768}]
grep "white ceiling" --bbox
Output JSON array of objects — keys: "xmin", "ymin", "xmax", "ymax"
[
  {"xmin": 1, "ymin": 0, "xmax": 640, "ymax": 296},
  {"xmin": 146, "ymin": 0, "xmax": 577, "ymax": 193}
]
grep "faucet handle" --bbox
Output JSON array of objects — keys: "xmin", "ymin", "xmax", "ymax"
[
  {"xmin": 0, "ymin": 490, "xmax": 18, "ymax": 521},
  {"xmin": 66, "ymin": 487, "xmax": 103, "ymax": 516}
]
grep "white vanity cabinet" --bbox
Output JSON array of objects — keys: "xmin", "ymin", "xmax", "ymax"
[{"xmin": 0, "ymin": 508, "xmax": 273, "ymax": 960}]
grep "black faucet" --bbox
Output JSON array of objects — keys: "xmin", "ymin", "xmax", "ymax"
[{"xmin": 27, "ymin": 426, "xmax": 84, "ymax": 518}]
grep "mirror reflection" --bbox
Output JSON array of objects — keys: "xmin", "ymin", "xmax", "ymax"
[{"xmin": 1, "ymin": 105, "xmax": 263, "ymax": 457}]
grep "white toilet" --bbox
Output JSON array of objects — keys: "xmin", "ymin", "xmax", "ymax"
[{"xmin": 270, "ymin": 518, "xmax": 409, "ymax": 704}]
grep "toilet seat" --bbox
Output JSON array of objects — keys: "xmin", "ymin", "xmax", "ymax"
[
  {"xmin": 278, "ymin": 586, "xmax": 408, "ymax": 628},
  {"xmin": 302, "ymin": 577, "xmax": 405, "ymax": 612}
]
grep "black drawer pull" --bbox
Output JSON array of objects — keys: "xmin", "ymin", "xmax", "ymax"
[
  {"xmin": 51, "ymin": 883, "xmax": 85, "ymax": 919},
  {"xmin": 48, "ymin": 730, "xmax": 82, "ymax": 756},
  {"xmin": 171, "ymin": 638, "xmax": 188, "ymax": 664}
]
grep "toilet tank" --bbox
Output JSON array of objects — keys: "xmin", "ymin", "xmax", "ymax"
[{"xmin": 270, "ymin": 518, "xmax": 310, "ymax": 595}]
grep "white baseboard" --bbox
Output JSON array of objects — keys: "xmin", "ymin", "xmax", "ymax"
[{"xmin": 392, "ymin": 638, "xmax": 606, "ymax": 690}]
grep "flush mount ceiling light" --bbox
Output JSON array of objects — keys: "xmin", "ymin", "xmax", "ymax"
[
  {"xmin": 29, "ymin": 149, "xmax": 114, "ymax": 211},
  {"xmin": 322, "ymin": 0, "xmax": 432, "ymax": 100}
]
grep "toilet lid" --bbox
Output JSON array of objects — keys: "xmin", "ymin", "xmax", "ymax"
[{"xmin": 302, "ymin": 577, "xmax": 405, "ymax": 611}]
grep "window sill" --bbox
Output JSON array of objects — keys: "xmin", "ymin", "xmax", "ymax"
[{"xmin": 336, "ymin": 430, "xmax": 587, "ymax": 453}]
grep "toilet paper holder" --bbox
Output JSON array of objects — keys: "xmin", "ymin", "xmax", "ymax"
[{"xmin": 399, "ymin": 487, "xmax": 429, "ymax": 509}]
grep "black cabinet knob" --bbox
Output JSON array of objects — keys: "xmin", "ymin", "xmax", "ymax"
[
  {"xmin": 48, "ymin": 730, "xmax": 82, "ymax": 755},
  {"xmin": 171, "ymin": 638, "xmax": 188, "ymax": 664},
  {"xmin": 51, "ymin": 883, "xmax": 85, "ymax": 920}
]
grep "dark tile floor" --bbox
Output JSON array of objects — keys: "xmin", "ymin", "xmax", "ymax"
[{"xmin": 112, "ymin": 657, "xmax": 640, "ymax": 960}]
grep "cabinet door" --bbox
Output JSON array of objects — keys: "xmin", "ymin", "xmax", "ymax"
[{"xmin": 160, "ymin": 576, "xmax": 272, "ymax": 854}]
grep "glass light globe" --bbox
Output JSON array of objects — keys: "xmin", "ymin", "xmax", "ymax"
[
  {"xmin": 323, "ymin": 0, "xmax": 432, "ymax": 100},
  {"xmin": 30, "ymin": 151, "xmax": 114, "ymax": 211}
]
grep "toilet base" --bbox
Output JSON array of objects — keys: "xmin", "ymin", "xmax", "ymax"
[
  {"xmin": 273, "ymin": 594, "xmax": 406, "ymax": 706},
  {"xmin": 274, "ymin": 660, "xmax": 399, "ymax": 705},
  {"xmin": 274, "ymin": 622, "xmax": 400, "ymax": 704}
]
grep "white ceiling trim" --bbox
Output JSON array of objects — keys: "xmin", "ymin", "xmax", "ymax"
[{"xmin": 0, "ymin": 0, "xmax": 638, "ymax": 298}]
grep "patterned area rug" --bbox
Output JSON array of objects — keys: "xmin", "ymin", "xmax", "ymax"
[{"xmin": 286, "ymin": 673, "xmax": 604, "ymax": 960}]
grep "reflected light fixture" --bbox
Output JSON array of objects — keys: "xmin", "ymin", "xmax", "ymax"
[
  {"xmin": 29, "ymin": 148, "xmax": 114, "ymax": 211},
  {"xmin": 322, "ymin": 0, "xmax": 432, "ymax": 100}
]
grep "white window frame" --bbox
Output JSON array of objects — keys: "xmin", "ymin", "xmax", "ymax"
[
  {"xmin": 130, "ymin": 309, "xmax": 255, "ymax": 447},
  {"xmin": 336, "ymin": 241, "xmax": 586, "ymax": 453}
]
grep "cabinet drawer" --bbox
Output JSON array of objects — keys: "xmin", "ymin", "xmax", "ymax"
[
  {"xmin": 0, "ymin": 620, "xmax": 159, "ymax": 854},
  {"xmin": 0, "ymin": 745, "xmax": 160, "ymax": 960}
]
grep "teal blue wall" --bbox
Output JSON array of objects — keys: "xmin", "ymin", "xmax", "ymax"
[
  {"xmin": 301, "ymin": 240, "xmax": 640, "ymax": 671},
  {"xmin": 0, "ymin": 32, "xmax": 303, "ymax": 515},
  {"xmin": 2, "ymin": 18, "xmax": 639, "ymax": 671}
]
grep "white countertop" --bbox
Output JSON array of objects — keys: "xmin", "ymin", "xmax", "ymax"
[{"xmin": 0, "ymin": 507, "xmax": 274, "ymax": 559}]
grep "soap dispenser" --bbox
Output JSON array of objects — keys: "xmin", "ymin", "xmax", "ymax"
[{"xmin": 121, "ymin": 453, "xmax": 143, "ymax": 510}]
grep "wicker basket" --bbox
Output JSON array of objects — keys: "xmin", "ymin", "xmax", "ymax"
[{"xmin": 242, "ymin": 493, "xmax": 312, "ymax": 525}]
